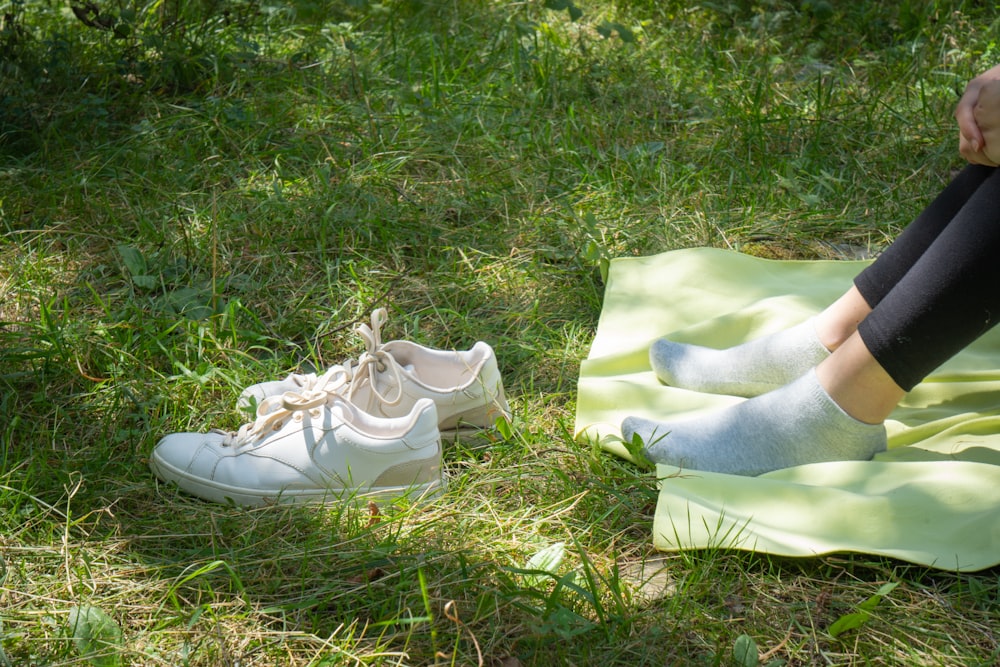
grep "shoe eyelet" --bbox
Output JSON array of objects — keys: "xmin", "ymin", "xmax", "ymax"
[{"xmin": 274, "ymin": 421, "xmax": 284, "ymax": 430}]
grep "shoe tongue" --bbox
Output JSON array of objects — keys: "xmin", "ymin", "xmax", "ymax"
[
  {"xmin": 374, "ymin": 364, "xmax": 413, "ymax": 395},
  {"xmin": 370, "ymin": 362, "xmax": 413, "ymax": 386},
  {"xmin": 344, "ymin": 359, "xmax": 413, "ymax": 413}
]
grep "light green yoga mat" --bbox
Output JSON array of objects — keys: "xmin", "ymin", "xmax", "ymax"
[{"xmin": 575, "ymin": 247, "xmax": 1000, "ymax": 572}]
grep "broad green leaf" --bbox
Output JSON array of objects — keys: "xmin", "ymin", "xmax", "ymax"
[
  {"xmin": 828, "ymin": 610, "xmax": 870, "ymax": 638},
  {"xmin": 67, "ymin": 605, "xmax": 123, "ymax": 667},
  {"xmin": 523, "ymin": 542, "xmax": 565, "ymax": 587},
  {"xmin": 494, "ymin": 415, "xmax": 514, "ymax": 440},
  {"xmin": 830, "ymin": 582, "xmax": 897, "ymax": 637},
  {"xmin": 623, "ymin": 431, "xmax": 656, "ymax": 471},
  {"xmin": 596, "ymin": 21, "xmax": 635, "ymax": 43},
  {"xmin": 732, "ymin": 634, "xmax": 759, "ymax": 667},
  {"xmin": 858, "ymin": 581, "xmax": 899, "ymax": 611},
  {"xmin": 116, "ymin": 245, "xmax": 147, "ymax": 277},
  {"xmin": 162, "ymin": 287, "xmax": 216, "ymax": 320},
  {"xmin": 543, "ymin": 0, "xmax": 582, "ymax": 21},
  {"xmin": 875, "ymin": 581, "xmax": 900, "ymax": 597},
  {"xmin": 540, "ymin": 605, "xmax": 595, "ymax": 639},
  {"xmin": 131, "ymin": 275, "xmax": 158, "ymax": 290},
  {"xmin": 598, "ymin": 257, "xmax": 610, "ymax": 284}
]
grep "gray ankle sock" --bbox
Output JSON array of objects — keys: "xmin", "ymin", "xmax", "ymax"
[
  {"xmin": 621, "ymin": 370, "xmax": 886, "ymax": 476},
  {"xmin": 649, "ymin": 318, "xmax": 830, "ymax": 397}
]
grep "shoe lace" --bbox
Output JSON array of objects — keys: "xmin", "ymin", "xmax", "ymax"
[
  {"xmin": 222, "ymin": 388, "xmax": 333, "ymax": 449},
  {"xmin": 226, "ymin": 309, "xmax": 407, "ymax": 447},
  {"xmin": 288, "ymin": 308, "xmax": 406, "ymax": 409}
]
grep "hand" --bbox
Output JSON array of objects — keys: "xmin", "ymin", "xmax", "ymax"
[{"xmin": 955, "ymin": 64, "xmax": 1000, "ymax": 166}]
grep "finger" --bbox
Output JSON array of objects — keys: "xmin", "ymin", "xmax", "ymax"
[
  {"xmin": 960, "ymin": 138, "xmax": 999, "ymax": 166},
  {"xmin": 959, "ymin": 134, "xmax": 984, "ymax": 165},
  {"xmin": 955, "ymin": 90, "xmax": 985, "ymax": 150}
]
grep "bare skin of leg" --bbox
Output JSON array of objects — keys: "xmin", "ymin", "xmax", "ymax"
[
  {"xmin": 813, "ymin": 285, "xmax": 906, "ymax": 425},
  {"xmin": 814, "ymin": 285, "xmax": 873, "ymax": 351},
  {"xmin": 816, "ymin": 332, "xmax": 906, "ymax": 425}
]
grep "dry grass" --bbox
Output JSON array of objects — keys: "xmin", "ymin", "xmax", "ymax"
[{"xmin": 2, "ymin": 0, "xmax": 999, "ymax": 664}]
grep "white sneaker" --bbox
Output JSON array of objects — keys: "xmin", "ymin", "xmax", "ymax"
[
  {"xmin": 150, "ymin": 391, "xmax": 444, "ymax": 506},
  {"xmin": 238, "ymin": 309, "xmax": 510, "ymax": 441}
]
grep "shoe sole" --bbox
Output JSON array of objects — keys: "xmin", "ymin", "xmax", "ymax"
[{"xmin": 150, "ymin": 455, "xmax": 445, "ymax": 507}]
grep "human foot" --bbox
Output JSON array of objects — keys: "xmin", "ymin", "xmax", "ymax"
[{"xmin": 622, "ymin": 370, "xmax": 886, "ymax": 475}]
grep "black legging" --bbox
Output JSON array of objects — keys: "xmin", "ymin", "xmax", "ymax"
[{"xmin": 855, "ymin": 165, "xmax": 1000, "ymax": 391}]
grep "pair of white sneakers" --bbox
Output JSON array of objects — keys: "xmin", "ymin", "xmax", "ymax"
[{"xmin": 150, "ymin": 309, "xmax": 510, "ymax": 506}]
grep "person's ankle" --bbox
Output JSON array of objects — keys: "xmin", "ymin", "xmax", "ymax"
[{"xmin": 815, "ymin": 337, "xmax": 906, "ymax": 425}]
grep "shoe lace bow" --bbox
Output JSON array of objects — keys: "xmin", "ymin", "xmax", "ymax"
[
  {"xmin": 224, "ymin": 309, "xmax": 406, "ymax": 448},
  {"xmin": 299, "ymin": 308, "xmax": 406, "ymax": 406}
]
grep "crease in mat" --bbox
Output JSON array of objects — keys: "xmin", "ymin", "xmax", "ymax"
[{"xmin": 575, "ymin": 247, "xmax": 1000, "ymax": 572}]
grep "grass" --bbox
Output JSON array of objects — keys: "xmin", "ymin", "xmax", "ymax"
[{"xmin": 2, "ymin": 0, "xmax": 1000, "ymax": 664}]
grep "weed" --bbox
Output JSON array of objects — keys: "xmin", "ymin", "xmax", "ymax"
[{"xmin": 1, "ymin": 0, "xmax": 999, "ymax": 665}]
